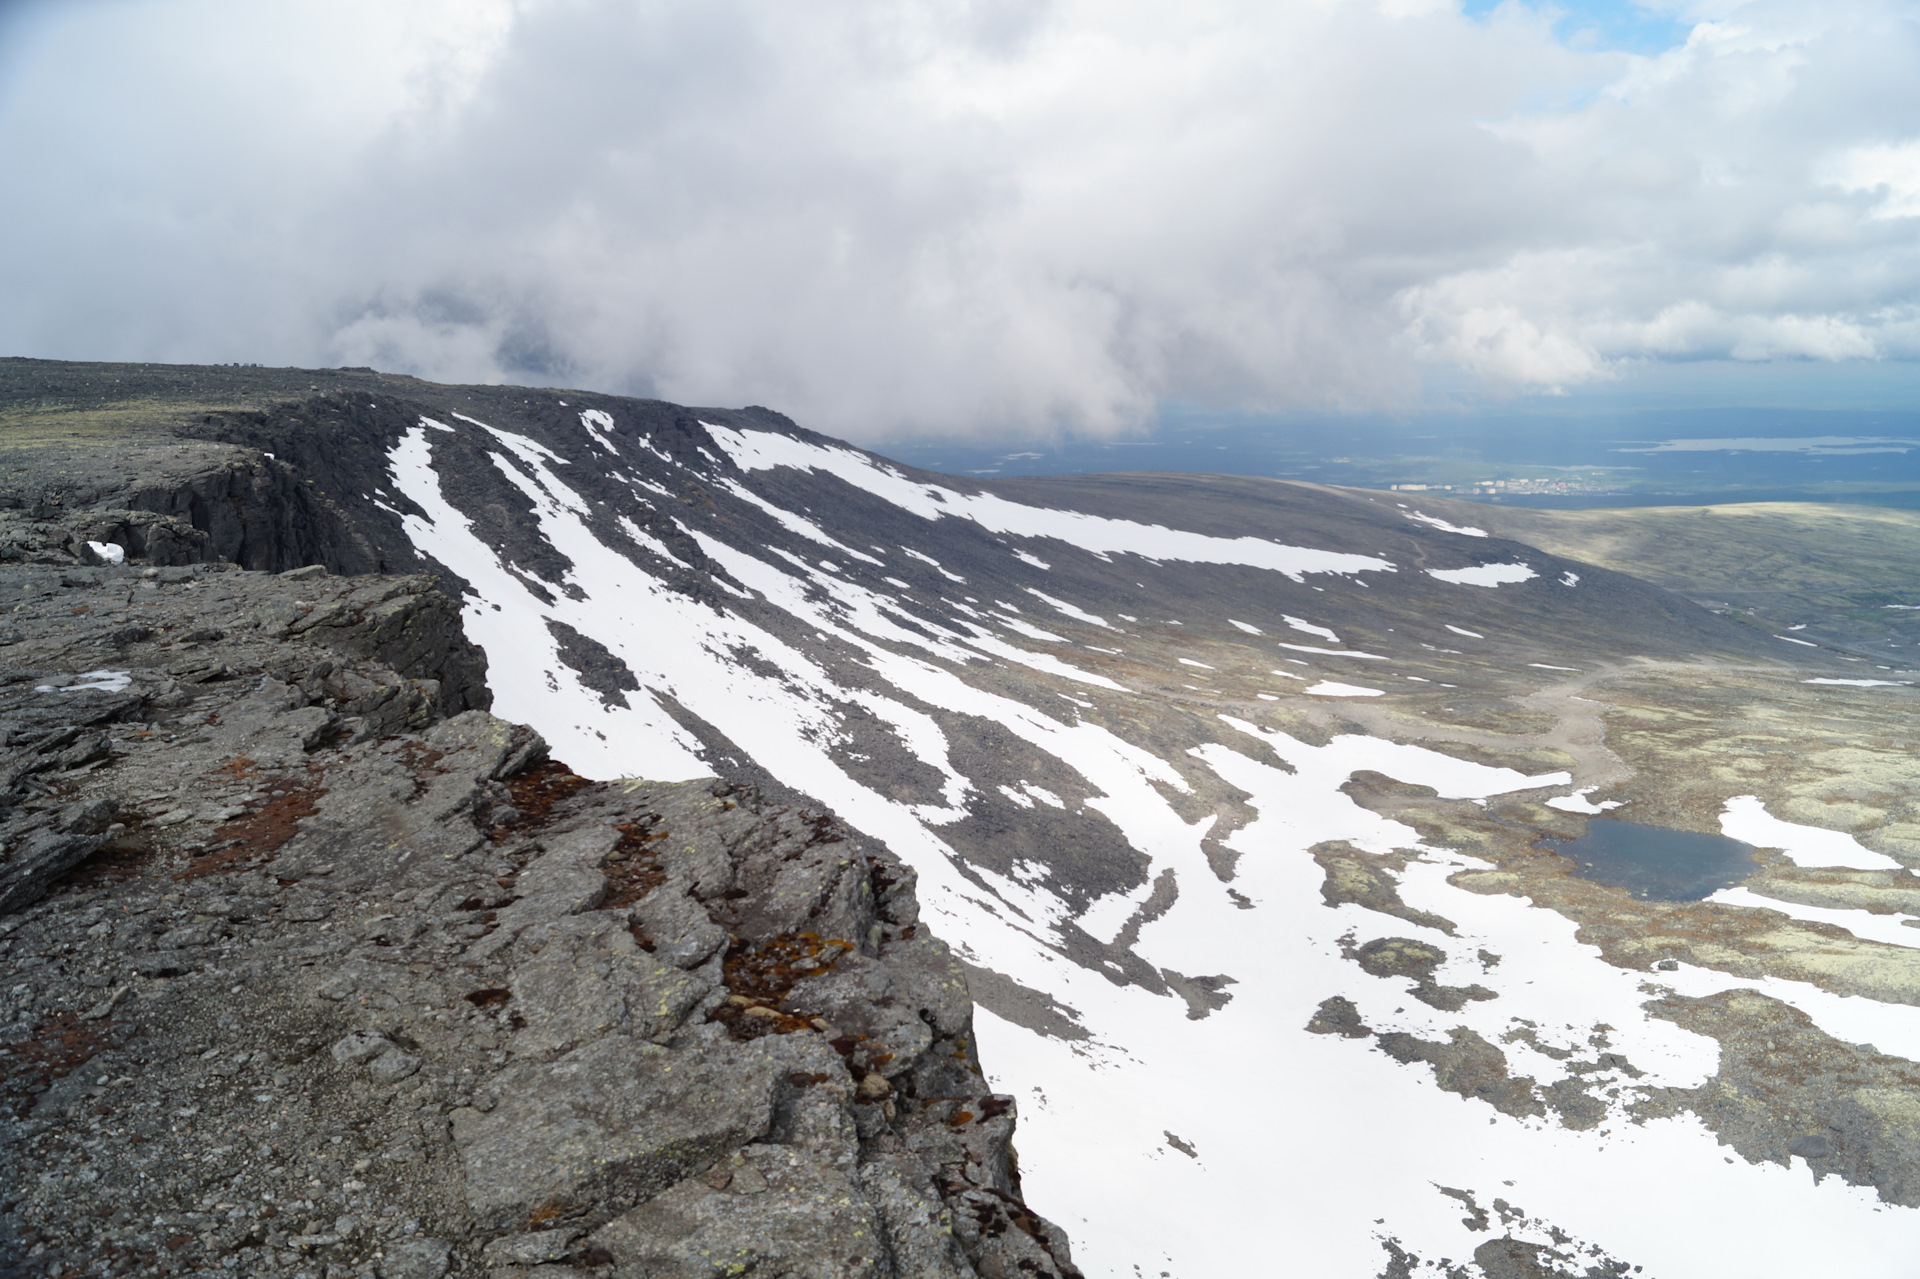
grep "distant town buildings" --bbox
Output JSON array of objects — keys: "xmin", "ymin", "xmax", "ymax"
[{"xmin": 1389, "ymin": 477, "xmax": 1618, "ymax": 496}]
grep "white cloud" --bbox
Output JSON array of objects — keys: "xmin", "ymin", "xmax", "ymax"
[
  {"xmin": 1, "ymin": 0, "xmax": 1917, "ymax": 440},
  {"xmin": 1828, "ymin": 139, "xmax": 1920, "ymax": 219}
]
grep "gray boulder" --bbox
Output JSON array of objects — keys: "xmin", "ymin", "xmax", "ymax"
[
  {"xmin": 589, "ymin": 1145, "xmax": 889, "ymax": 1279},
  {"xmin": 508, "ymin": 910, "xmax": 708, "ymax": 1057},
  {"xmin": 451, "ymin": 1035, "xmax": 786, "ymax": 1232}
]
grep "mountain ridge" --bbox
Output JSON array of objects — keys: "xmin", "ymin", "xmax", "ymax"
[{"xmin": 12, "ymin": 358, "xmax": 1920, "ymax": 1277}]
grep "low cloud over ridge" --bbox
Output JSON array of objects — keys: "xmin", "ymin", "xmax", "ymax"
[{"xmin": 2, "ymin": 0, "xmax": 1918, "ymax": 440}]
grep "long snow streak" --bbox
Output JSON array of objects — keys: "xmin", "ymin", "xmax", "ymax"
[
  {"xmin": 702, "ymin": 424, "xmax": 1395, "ymax": 582},
  {"xmin": 390, "ymin": 414, "xmax": 1920, "ymax": 1278}
]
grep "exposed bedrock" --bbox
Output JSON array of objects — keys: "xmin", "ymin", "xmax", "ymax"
[{"xmin": 0, "ymin": 564, "xmax": 1078, "ymax": 1279}]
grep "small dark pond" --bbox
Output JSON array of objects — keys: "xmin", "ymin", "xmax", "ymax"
[{"xmin": 1537, "ymin": 817, "xmax": 1758, "ymax": 901}]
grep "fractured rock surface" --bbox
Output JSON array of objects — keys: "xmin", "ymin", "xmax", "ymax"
[{"xmin": 0, "ymin": 564, "xmax": 1077, "ymax": 1278}]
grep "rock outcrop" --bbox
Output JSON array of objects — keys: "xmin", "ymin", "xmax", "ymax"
[{"xmin": 0, "ymin": 560, "xmax": 1079, "ymax": 1278}]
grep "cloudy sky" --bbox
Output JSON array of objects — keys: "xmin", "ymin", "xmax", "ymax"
[{"xmin": 2, "ymin": 0, "xmax": 1917, "ymax": 442}]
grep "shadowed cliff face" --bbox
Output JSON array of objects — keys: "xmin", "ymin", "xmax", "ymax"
[{"xmin": 14, "ymin": 359, "xmax": 1920, "ymax": 1278}]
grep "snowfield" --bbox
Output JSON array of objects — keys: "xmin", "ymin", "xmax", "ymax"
[{"xmin": 387, "ymin": 411, "xmax": 1920, "ymax": 1277}]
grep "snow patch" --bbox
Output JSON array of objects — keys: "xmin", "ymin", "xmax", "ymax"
[
  {"xmin": 902, "ymin": 547, "xmax": 966, "ymax": 582},
  {"xmin": 1547, "ymin": 788, "xmax": 1624, "ymax": 814},
  {"xmin": 718, "ymin": 477, "xmax": 883, "ymax": 564},
  {"xmin": 1403, "ymin": 509, "xmax": 1487, "ymax": 537},
  {"xmin": 1024, "ymin": 588, "xmax": 1109, "ymax": 628},
  {"xmin": 1428, "ymin": 563, "xmax": 1537, "ymax": 587},
  {"xmin": 1709, "ymin": 887, "xmax": 1920, "ymax": 951},
  {"xmin": 1283, "ymin": 615, "xmax": 1339, "ymax": 643},
  {"xmin": 579, "ymin": 409, "xmax": 619, "ymax": 454},
  {"xmin": 36, "ymin": 669, "xmax": 132, "ymax": 694},
  {"xmin": 704, "ymin": 426, "xmax": 1396, "ymax": 582},
  {"xmin": 1277, "ymin": 643, "xmax": 1387, "ymax": 660},
  {"xmin": 1720, "ymin": 796, "xmax": 1903, "ymax": 871},
  {"xmin": 1805, "ymin": 678, "xmax": 1906, "ymax": 687}
]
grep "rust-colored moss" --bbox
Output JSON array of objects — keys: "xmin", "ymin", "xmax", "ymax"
[
  {"xmin": 0, "ymin": 1012, "xmax": 113, "ymax": 1119},
  {"xmin": 709, "ymin": 931, "xmax": 854, "ymax": 1040},
  {"xmin": 177, "ymin": 766, "xmax": 325, "ymax": 880},
  {"xmin": 602, "ymin": 821, "xmax": 668, "ymax": 910},
  {"xmin": 493, "ymin": 759, "xmax": 590, "ymax": 837}
]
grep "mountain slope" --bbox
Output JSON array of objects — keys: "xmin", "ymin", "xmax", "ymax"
[
  {"xmin": 11, "ymin": 359, "xmax": 1920, "ymax": 1278},
  {"xmin": 1408, "ymin": 492, "xmax": 1920, "ymax": 658}
]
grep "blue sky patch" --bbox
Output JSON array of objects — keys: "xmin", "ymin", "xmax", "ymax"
[{"xmin": 1464, "ymin": 0, "xmax": 1696, "ymax": 56}]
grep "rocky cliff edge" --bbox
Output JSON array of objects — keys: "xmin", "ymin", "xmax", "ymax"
[{"xmin": 0, "ymin": 558, "xmax": 1080, "ymax": 1279}]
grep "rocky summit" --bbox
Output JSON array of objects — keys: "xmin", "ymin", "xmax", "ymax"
[{"xmin": 0, "ymin": 560, "xmax": 1079, "ymax": 1278}]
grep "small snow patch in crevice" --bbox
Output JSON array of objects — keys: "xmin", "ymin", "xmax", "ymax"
[
  {"xmin": 1529, "ymin": 663, "xmax": 1579, "ymax": 672},
  {"xmin": 1560, "ymin": 571, "xmax": 1580, "ymax": 587},
  {"xmin": 1229, "ymin": 619, "xmax": 1262, "ymax": 635},
  {"xmin": 36, "ymin": 669, "xmax": 132, "ymax": 694},
  {"xmin": 1444, "ymin": 625, "xmax": 1483, "ymax": 639},
  {"xmin": 1178, "ymin": 658, "xmax": 1214, "ymax": 669},
  {"xmin": 1014, "ymin": 550, "xmax": 1051, "ymax": 570},
  {"xmin": 1779, "ymin": 635, "xmax": 1819, "ymax": 647}
]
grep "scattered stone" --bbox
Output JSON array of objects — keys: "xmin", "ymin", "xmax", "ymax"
[
  {"xmin": 368, "ymin": 1048, "xmax": 421, "ymax": 1084},
  {"xmin": 378, "ymin": 1236, "xmax": 451, "ymax": 1279},
  {"xmin": 333, "ymin": 1030, "xmax": 396, "ymax": 1066}
]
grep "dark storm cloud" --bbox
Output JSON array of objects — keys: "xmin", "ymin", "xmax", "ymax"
[{"xmin": 2, "ymin": 0, "xmax": 1918, "ymax": 441}]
